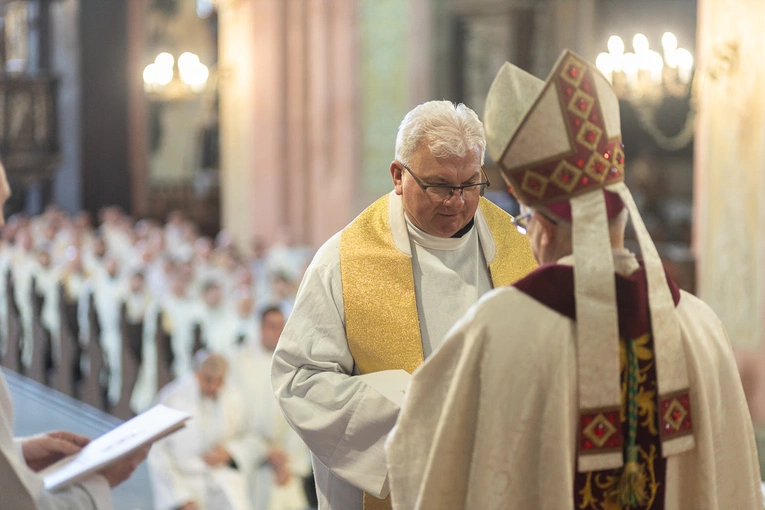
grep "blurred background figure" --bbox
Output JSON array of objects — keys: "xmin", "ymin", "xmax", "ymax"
[{"xmin": 148, "ymin": 352, "xmax": 260, "ymax": 510}]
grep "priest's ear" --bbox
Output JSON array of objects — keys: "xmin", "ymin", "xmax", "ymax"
[{"xmin": 391, "ymin": 161, "xmax": 404, "ymax": 195}]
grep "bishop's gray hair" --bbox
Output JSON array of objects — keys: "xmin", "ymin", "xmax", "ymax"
[{"xmin": 394, "ymin": 100, "xmax": 486, "ymax": 165}]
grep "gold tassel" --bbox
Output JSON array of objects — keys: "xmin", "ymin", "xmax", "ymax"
[{"xmin": 617, "ymin": 450, "xmax": 648, "ymax": 507}]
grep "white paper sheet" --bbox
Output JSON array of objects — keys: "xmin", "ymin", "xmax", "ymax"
[
  {"xmin": 358, "ymin": 369, "xmax": 412, "ymax": 407},
  {"xmin": 43, "ymin": 404, "xmax": 190, "ymax": 491}
]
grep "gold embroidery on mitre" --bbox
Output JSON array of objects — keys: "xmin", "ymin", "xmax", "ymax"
[
  {"xmin": 568, "ymin": 88, "xmax": 595, "ymax": 120},
  {"xmin": 612, "ymin": 145, "xmax": 626, "ymax": 174},
  {"xmin": 551, "ymin": 160, "xmax": 583, "ymax": 193},
  {"xmin": 576, "ymin": 121, "xmax": 603, "ymax": 152},
  {"xmin": 521, "ymin": 170, "xmax": 549, "ymax": 199},
  {"xmin": 560, "ymin": 55, "xmax": 586, "ymax": 87},
  {"xmin": 584, "ymin": 151, "xmax": 611, "ymax": 183}
]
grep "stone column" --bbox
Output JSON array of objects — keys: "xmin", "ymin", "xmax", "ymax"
[
  {"xmin": 126, "ymin": 0, "xmax": 149, "ymax": 217},
  {"xmin": 695, "ymin": 0, "xmax": 765, "ymax": 352},
  {"xmin": 218, "ymin": 0, "xmax": 359, "ymax": 248},
  {"xmin": 695, "ymin": 0, "xmax": 765, "ymax": 473}
]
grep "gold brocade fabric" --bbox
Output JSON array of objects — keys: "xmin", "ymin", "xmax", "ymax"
[
  {"xmin": 339, "ymin": 195, "xmax": 535, "ymax": 510},
  {"xmin": 340, "ymin": 195, "xmax": 424, "ymax": 376},
  {"xmin": 363, "ymin": 493, "xmax": 393, "ymax": 510},
  {"xmin": 478, "ymin": 198, "xmax": 537, "ymax": 287}
]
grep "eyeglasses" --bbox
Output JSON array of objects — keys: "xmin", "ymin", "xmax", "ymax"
[
  {"xmin": 511, "ymin": 209, "xmax": 557, "ymax": 235},
  {"xmin": 400, "ymin": 162, "xmax": 490, "ymax": 202},
  {"xmin": 511, "ymin": 211, "xmax": 533, "ymax": 235}
]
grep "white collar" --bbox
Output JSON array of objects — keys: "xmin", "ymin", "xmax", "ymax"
[
  {"xmin": 387, "ymin": 191, "xmax": 497, "ymax": 263},
  {"xmin": 404, "ymin": 214, "xmax": 472, "ymax": 251}
]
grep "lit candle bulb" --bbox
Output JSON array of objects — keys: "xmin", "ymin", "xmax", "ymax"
[
  {"xmin": 596, "ymin": 52, "xmax": 614, "ymax": 83},
  {"xmin": 675, "ymin": 48, "xmax": 693, "ymax": 84}
]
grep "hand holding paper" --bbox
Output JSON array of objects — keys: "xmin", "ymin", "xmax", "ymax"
[
  {"xmin": 100, "ymin": 446, "xmax": 150, "ymax": 488},
  {"xmin": 22, "ymin": 431, "xmax": 91, "ymax": 472},
  {"xmin": 42, "ymin": 404, "xmax": 190, "ymax": 491}
]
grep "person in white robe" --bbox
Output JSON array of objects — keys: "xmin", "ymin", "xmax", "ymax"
[
  {"xmin": 148, "ymin": 352, "xmax": 261, "ymax": 510},
  {"xmin": 82, "ymin": 233, "xmax": 107, "ymax": 277},
  {"xmin": 225, "ymin": 289, "xmax": 258, "ymax": 348},
  {"xmin": 33, "ymin": 248, "xmax": 58, "ymax": 378},
  {"xmin": 0, "ymin": 159, "xmax": 147, "ymax": 510},
  {"xmin": 386, "ymin": 50, "xmax": 763, "ymax": 510},
  {"xmin": 11, "ymin": 228, "xmax": 37, "ymax": 369},
  {"xmin": 36, "ymin": 249, "xmax": 59, "ymax": 344},
  {"xmin": 131, "ymin": 273, "xmax": 197, "ymax": 413},
  {"xmin": 162, "ymin": 274, "xmax": 200, "ymax": 378},
  {"xmin": 78, "ymin": 254, "xmax": 124, "ymax": 406},
  {"xmin": 271, "ymin": 100, "xmax": 537, "ymax": 510},
  {"xmin": 230, "ymin": 306, "xmax": 310, "ymax": 510},
  {"xmin": 123, "ymin": 269, "xmax": 152, "ymax": 327},
  {"xmin": 192, "ymin": 238, "xmax": 221, "ymax": 294},
  {"xmin": 56, "ymin": 247, "xmax": 89, "ymax": 367},
  {"xmin": 0, "ymin": 369, "xmax": 149, "ymax": 509},
  {"xmin": 196, "ymin": 281, "xmax": 238, "ymax": 354},
  {"xmin": 0, "ymin": 236, "xmax": 12, "ymax": 355}
]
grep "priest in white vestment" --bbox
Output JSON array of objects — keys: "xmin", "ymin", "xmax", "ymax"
[
  {"xmin": 163, "ymin": 275, "xmax": 200, "ymax": 378},
  {"xmin": 271, "ymin": 100, "xmax": 537, "ymax": 510},
  {"xmin": 230, "ymin": 306, "xmax": 310, "ymax": 510},
  {"xmin": 386, "ymin": 50, "xmax": 763, "ymax": 510},
  {"xmin": 12, "ymin": 228, "xmax": 37, "ymax": 369},
  {"xmin": 196, "ymin": 281, "xmax": 238, "ymax": 354},
  {"xmin": 78, "ymin": 254, "xmax": 124, "ymax": 406},
  {"xmin": 0, "ymin": 159, "xmax": 146, "ymax": 510},
  {"xmin": 36, "ymin": 249, "xmax": 61, "ymax": 362},
  {"xmin": 148, "ymin": 352, "xmax": 261, "ymax": 510}
]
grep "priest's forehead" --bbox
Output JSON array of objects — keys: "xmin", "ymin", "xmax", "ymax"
[{"xmin": 197, "ymin": 352, "xmax": 228, "ymax": 374}]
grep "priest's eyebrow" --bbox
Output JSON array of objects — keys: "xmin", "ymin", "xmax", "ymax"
[{"xmin": 427, "ymin": 171, "xmax": 483, "ymax": 186}]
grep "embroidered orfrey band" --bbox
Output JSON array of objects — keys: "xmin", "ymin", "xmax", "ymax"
[
  {"xmin": 579, "ymin": 407, "xmax": 623, "ymax": 454},
  {"xmin": 659, "ymin": 390, "xmax": 693, "ymax": 440}
]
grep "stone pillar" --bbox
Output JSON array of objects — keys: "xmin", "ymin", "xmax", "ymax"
[
  {"xmin": 218, "ymin": 0, "xmax": 360, "ymax": 248},
  {"xmin": 695, "ymin": 0, "xmax": 765, "ymax": 351},
  {"xmin": 50, "ymin": 0, "xmax": 82, "ymax": 213},
  {"xmin": 695, "ymin": 0, "xmax": 765, "ymax": 474},
  {"xmin": 126, "ymin": 0, "xmax": 149, "ymax": 217}
]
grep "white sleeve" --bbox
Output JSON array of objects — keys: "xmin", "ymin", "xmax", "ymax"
[
  {"xmin": 37, "ymin": 476, "xmax": 112, "ymax": 510},
  {"xmin": 271, "ymin": 235, "xmax": 399, "ymax": 498},
  {"xmin": 221, "ymin": 388, "xmax": 270, "ymax": 470},
  {"xmin": 147, "ymin": 434, "xmax": 197, "ymax": 510}
]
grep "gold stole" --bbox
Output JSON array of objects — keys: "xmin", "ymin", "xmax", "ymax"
[{"xmin": 339, "ymin": 194, "xmax": 536, "ymax": 510}]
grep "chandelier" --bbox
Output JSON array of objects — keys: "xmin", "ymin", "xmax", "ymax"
[
  {"xmin": 595, "ymin": 33, "xmax": 695, "ymax": 151},
  {"xmin": 142, "ymin": 52, "xmax": 210, "ymax": 100}
]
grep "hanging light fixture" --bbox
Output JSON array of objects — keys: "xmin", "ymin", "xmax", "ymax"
[
  {"xmin": 143, "ymin": 52, "xmax": 210, "ymax": 100},
  {"xmin": 596, "ymin": 32, "xmax": 696, "ymax": 151}
]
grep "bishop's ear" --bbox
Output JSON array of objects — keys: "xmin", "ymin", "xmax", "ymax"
[{"xmin": 534, "ymin": 211, "xmax": 557, "ymax": 251}]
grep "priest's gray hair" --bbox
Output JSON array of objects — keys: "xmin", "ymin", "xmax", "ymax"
[
  {"xmin": 194, "ymin": 350, "xmax": 228, "ymax": 375},
  {"xmin": 395, "ymin": 100, "xmax": 486, "ymax": 165}
]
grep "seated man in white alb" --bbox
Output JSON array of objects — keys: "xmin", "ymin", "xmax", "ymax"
[
  {"xmin": 195, "ymin": 281, "xmax": 237, "ymax": 354},
  {"xmin": 229, "ymin": 306, "xmax": 310, "ymax": 510},
  {"xmin": 148, "ymin": 352, "xmax": 261, "ymax": 510}
]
